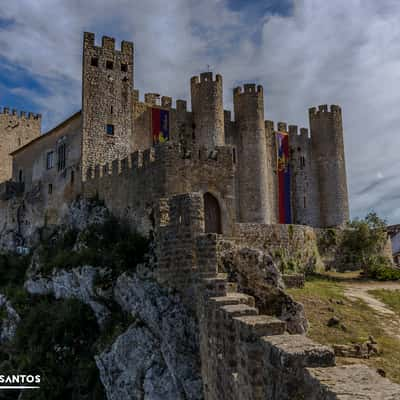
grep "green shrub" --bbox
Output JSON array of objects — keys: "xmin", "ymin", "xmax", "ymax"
[
  {"xmin": 0, "ymin": 252, "xmax": 31, "ymax": 287},
  {"xmin": 38, "ymin": 216, "xmax": 149, "ymax": 276},
  {"xmin": 339, "ymin": 212, "xmax": 393, "ymax": 275},
  {"xmin": 3, "ymin": 296, "xmax": 105, "ymax": 400}
]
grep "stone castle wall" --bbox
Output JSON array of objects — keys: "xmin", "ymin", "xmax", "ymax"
[
  {"xmin": 0, "ymin": 108, "xmax": 41, "ymax": 183},
  {"xmin": 83, "ymin": 142, "xmax": 236, "ymax": 235}
]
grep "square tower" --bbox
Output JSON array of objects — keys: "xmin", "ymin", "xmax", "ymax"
[{"xmin": 81, "ymin": 32, "xmax": 134, "ymax": 180}]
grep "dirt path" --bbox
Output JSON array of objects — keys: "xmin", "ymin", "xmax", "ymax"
[{"xmin": 343, "ymin": 281, "xmax": 400, "ymax": 338}]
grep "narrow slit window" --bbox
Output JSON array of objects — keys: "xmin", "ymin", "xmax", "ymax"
[
  {"xmin": 303, "ymin": 196, "xmax": 307, "ymax": 208},
  {"xmin": 106, "ymin": 124, "xmax": 114, "ymax": 135},
  {"xmin": 71, "ymin": 170, "xmax": 74, "ymax": 185},
  {"xmin": 46, "ymin": 151, "xmax": 54, "ymax": 169},
  {"xmin": 57, "ymin": 143, "xmax": 66, "ymax": 171},
  {"xmin": 48, "ymin": 184, "xmax": 53, "ymax": 194}
]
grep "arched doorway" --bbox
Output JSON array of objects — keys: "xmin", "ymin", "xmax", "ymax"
[{"xmin": 204, "ymin": 192, "xmax": 222, "ymax": 234}]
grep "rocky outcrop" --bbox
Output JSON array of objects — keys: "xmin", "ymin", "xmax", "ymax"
[
  {"xmin": 0, "ymin": 294, "xmax": 20, "ymax": 343},
  {"xmin": 219, "ymin": 244, "xmax": 308, "ymax": 334},
  {"xmin": 113, "ymin": 273, "xmax": 203, "ymax": 400},
  {"xmin": 25, "ymin": 266, "xmax": 111, "ymax": 326}
]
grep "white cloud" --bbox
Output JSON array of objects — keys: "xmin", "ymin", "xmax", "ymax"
[{"xmin": 1, "ymin": 0, "xmax": 400, "ymax": 222}]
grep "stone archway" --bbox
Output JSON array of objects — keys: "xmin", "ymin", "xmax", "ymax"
[{"xmin": 204, "ymin": 192, "xmax": 222, "ymax": 234}]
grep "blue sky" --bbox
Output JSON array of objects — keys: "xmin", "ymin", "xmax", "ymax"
[{"xmin": 1, "ymin": 0, "xmax": 400, "ymax": 223}]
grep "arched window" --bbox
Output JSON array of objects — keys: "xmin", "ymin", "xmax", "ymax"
[{"xmin": 204, "ymin": 193, "xmax": 222, "ymax": 234}]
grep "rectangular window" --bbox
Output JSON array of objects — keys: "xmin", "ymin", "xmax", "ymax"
[
  {"xmin": 106, "ymin": 124, "xmax": 114, "ymax": 135},
  {"xmin": 46, "ymin": 151, "xmax": 54, "ymax": 169},
  {"xmin": 57, "ymin": 143, "xmax": 66, "ymax": 171},
  {"xmin": 48, "ymin": 184, "xmax": 53, "ymax": 194},
  {"xmin": 106, "ymin": 60, "xmax": 114, "ymax": 70},
  {"xmin": 91, "ymin": 57, "xmax": 98, "ymax": 67},
  {"xmin": 121, "ymin": 63, "xmax": 128, "ymax": 72}
]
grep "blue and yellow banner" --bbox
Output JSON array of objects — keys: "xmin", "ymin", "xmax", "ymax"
[
  {"xmin": 152, "ymin": 108, "xmax": 169, "ymax": 145},
  {"xmin": 277, "ymin": 132, "xmax": 291, "ymax": 224}
]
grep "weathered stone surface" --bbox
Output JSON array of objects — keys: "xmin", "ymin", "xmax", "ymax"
[
  {"xmin": 114, "ymin": 273, "xmax": 203, "ymax": 400},
  {"xmin": 0, "ymin": 294, "xmax": 20, "ymax": 343},
  {"xmin": 305, "ymin": 364, "xmax": 400, "ymax": 399},
  {"xmin": 96, "ymin": 324, "xmax": 187, "ymax": 400},
  {"xmin": 25, "ymin": 266, "xmax": 111, "ymax": 326}
]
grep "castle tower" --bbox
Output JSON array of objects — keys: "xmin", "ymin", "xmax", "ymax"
[
  {"xmin": 288, "ymin": 125, "xmax": 320, "ymax": 226},
  {"xmin": 0, "ymin": 108, "xmax": 41, "ymax": 183},
  {"xmin": 190, "ymin": 72, "xmax": 224, "ymax": 148},
  {"xmin": 234, "ymin": 84, "xmax": 270, "ymax": 223},
  {"xmin": 309, "ymin": 105, "xmax": 349, "ymax": 227},
  {"xmin": 81, "ymin": 32, "xmax": 134, "ymax": 180}
]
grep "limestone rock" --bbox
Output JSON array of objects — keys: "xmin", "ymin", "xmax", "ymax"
[
  {"xmin": 114, "ymin": 273, "xmax": 203, "ymax": 400},
  {"xmin": 0, "ymin": 294, "xmax": 20, "ymax": 343},
  {"xmin": 24, "ymin": 266, "xmax": 111, "ymax": 326}
]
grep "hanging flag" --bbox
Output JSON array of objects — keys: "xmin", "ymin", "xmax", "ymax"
[
  {"xmin": 152, "ymin": 108, "xmax": 170, "ymax": 145},
  {"xmin": 277, "ymin": 131, "xmax": 291, "ymax": 224}
]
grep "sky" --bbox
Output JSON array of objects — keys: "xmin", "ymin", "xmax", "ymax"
[{"xmin": 1, "ymin": 0, "xmax": 400, "ymax": 223}]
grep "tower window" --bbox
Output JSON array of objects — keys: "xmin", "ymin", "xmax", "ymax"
[
  {"xmin": 232, "ymin": 148, "xmax": 236, "ymax": 164},
  {"xmin": 304, "ymin": 196, "xmax": 307, "ymax": 208},
  {"xmin": 121, "ymin": 63, "xmax": 128, "ymax": 72},
  {"xmin": 106, "ymin": 124, "xmax": 114, "ymax": 135},
  {"xmin": 300, "ymin": 156, "xmax": 306, "ymax": 169},
  {"xmin": 46, "ymin": 151, "xmax": 54, "ymax": 169},
  {"xmin": 57, "ymin": 143, "xmax": 66, "ymax": 171},
  {"xmin": 18, "ymin": 169, "xmax": 23, "ymax": 183},
  {"xmin": 48, "ymin": 184, "xmax": 53, "ymax": 194},
  {"xmin": 17, "ymin": 138, "xmax": 21, "ymax": 147},
  {"xmin": 106, "ymin": 60, "xmax": 114, "ymax": 70},
  {"xmin": 71, "ymin": 170, "xmax": 74, "ymax": 185},
  {"xmin": 91, "ymin": 57, "xmax": 98, "ymax": 67},
  {"xmin": 110, "ymin": 106, "xmax": 113, "ymax": 115}
]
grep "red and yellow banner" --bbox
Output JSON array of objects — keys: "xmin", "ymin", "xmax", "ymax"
[
  {"xmin": 152, "ymin": 108, "xmax": 169, "ymax": 145},
  {"xmin": 277, "ymin": 132, "xmax": 291, "ymax": 224}
]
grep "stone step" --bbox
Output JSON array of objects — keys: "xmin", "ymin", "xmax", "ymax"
[
  {"xmin": 234, "ymin": 315, "xmax": 286, "ymax": 340},
  {"xmin": 208, "ymin": 292, "xmax": 255, "ymax": 308},
  {"xmin": 220, "ymin": 303, "xmax": 259, "ymax": 319}
]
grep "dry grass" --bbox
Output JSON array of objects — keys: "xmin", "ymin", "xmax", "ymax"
[{"xmin": 287, "ymin": 275, "xmax": 400, "ymax": 383}]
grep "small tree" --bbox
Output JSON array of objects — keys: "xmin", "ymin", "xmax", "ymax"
[{"xmin": 341, "ymin": 212, "xmax": 392, "ymax": 273}]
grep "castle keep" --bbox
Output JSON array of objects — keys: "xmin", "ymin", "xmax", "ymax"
[{"xmin": 0, "ymin": 32, "xmax": 349, "ymax": 235}]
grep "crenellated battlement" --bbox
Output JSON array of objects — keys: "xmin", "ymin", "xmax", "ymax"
[
  {"xmin": 233, "ymin": 84, "xmax": 263, "ymax": 97},
  {"xmin": 0, "ymin": 107, "xmax": 41, "ymax": 120},
  {"xmin": 309, "ymin": 104, "xmax": 342, "ymax": 118},
  {"xmin": 83, "ymin": 32, "xmax": 133, "ymax": 55},
  {"xmin": 86, "ymin": 142, "xmax": 236, "ymax": 181},
  {"xmin": 190, "ymin": 72, "xmax": 222, "ymax": 86}
]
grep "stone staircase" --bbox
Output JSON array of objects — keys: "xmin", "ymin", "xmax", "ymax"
[{"xmin": 197, "ymin": 273, "xmax": 400, "ymax": 400}]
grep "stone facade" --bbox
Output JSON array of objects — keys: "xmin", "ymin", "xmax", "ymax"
[
  {"xmin": 0, "ymin": 31, "xmax": 350, "ymax": 230},
  {"xmin": 0, "ymin": 108, "xmax": 41, "ymax": 182}
]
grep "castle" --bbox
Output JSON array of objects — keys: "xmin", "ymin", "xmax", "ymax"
[
  {"xmin": 0, "ymin": 32, "xmax": 399, "ymax": 400},
  {"xmin": 0, "ymin": 32, "xmax": 349, "ymax": 237}
]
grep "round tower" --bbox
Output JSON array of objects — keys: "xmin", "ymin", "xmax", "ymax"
[
  {"xmin": 234, "ymin": 84, "xmax": 270, "ymax": 223},
  {"xmin": 190, "ymin": 72, "xmax": 224, "ymax": 148},
  {"xmin": 309, "ymin": 104, "xmax": 349, "ymax": 227}
]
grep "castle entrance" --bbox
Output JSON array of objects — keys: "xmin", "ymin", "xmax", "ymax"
[{"xmin": 204, "ymin": 192, "xmax": 222, "ymax": 234}]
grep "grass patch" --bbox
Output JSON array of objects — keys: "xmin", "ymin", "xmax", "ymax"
[
  {"xmin": 368, "ymin": 289, "xmax": 400, "ymax": 314},
  {"xmin": 287, "ymin": 275, "xmax": 400, "ymax": 383}
]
